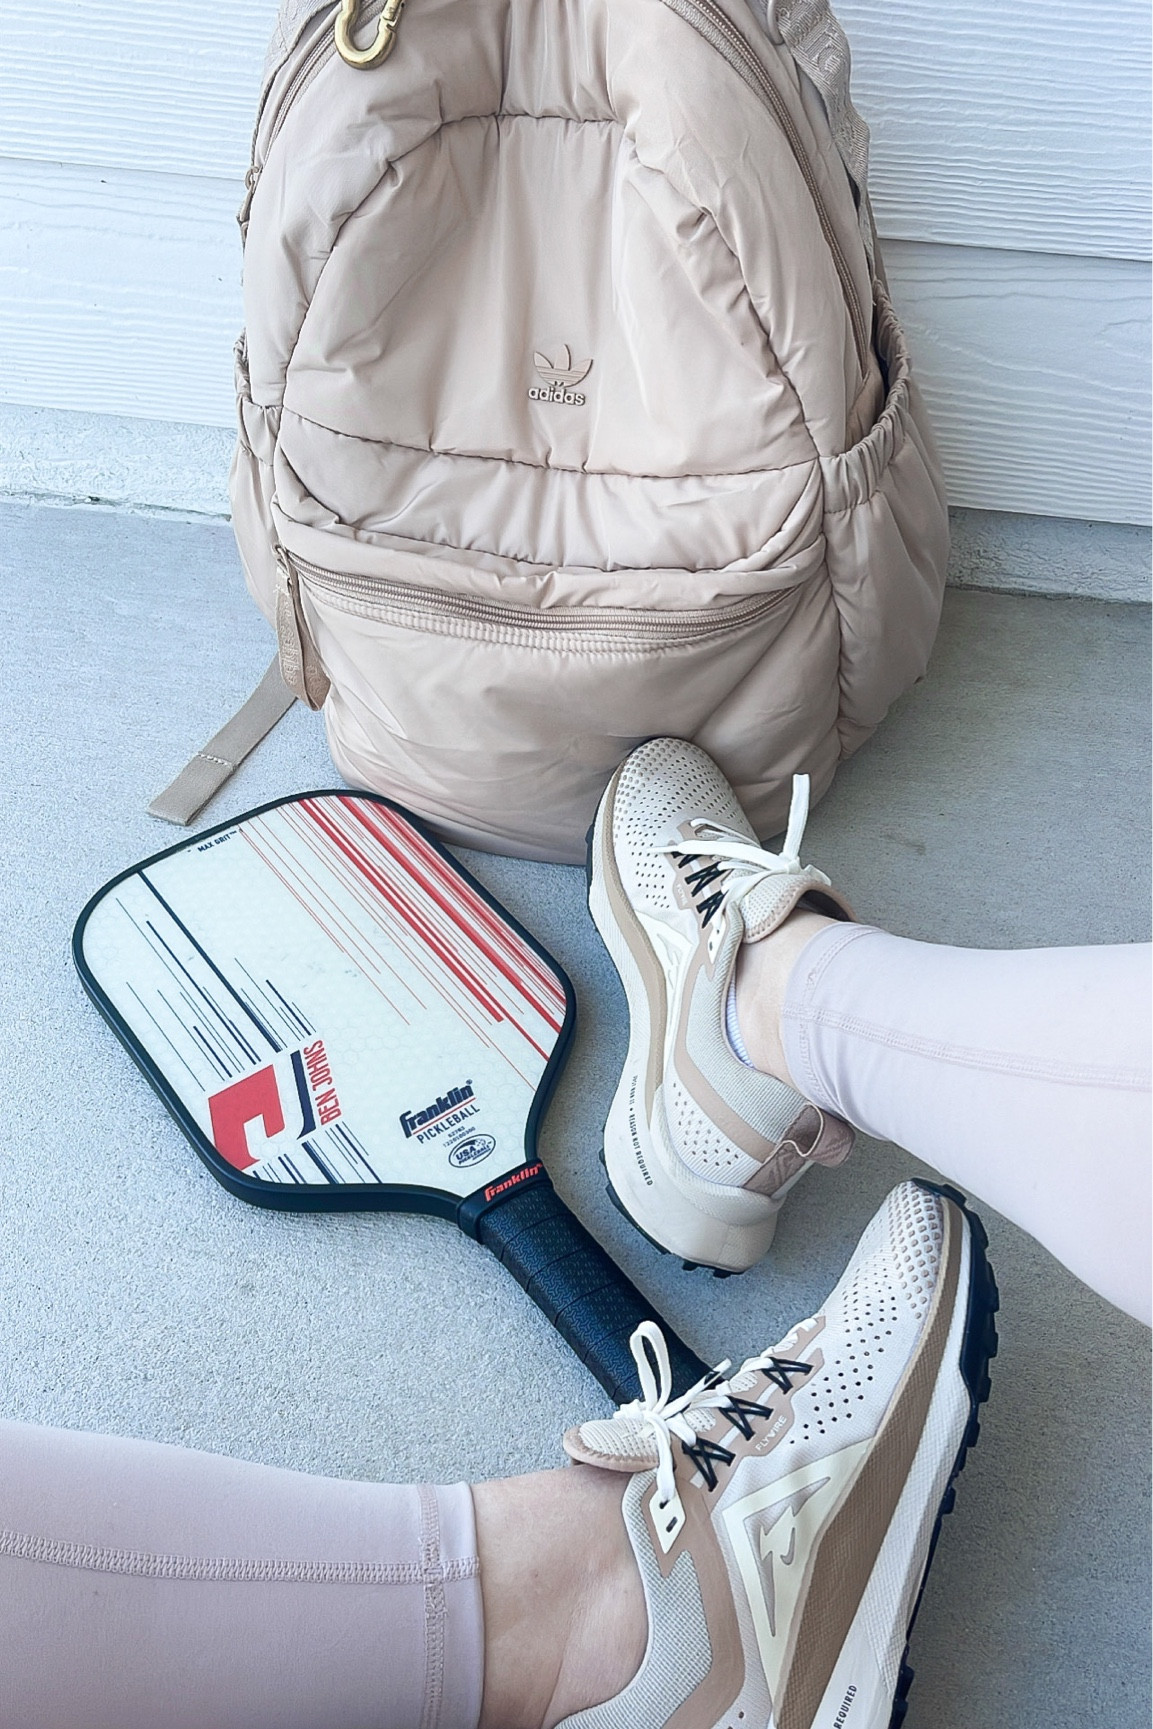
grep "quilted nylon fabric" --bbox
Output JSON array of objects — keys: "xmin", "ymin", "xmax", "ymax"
[{"xmin": 231, "ymin": 0, "xmax": 948, "ymax": 860}]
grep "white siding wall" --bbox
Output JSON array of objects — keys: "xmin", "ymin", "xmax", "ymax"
[{"xmin": 1, "ymin": 0, "xmax": 1149, "ymax": 523}]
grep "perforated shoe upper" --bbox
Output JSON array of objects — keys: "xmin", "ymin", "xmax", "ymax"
[
  {"xmin": 602, "ymin": 738, "xmax": 855, "ymax": 1193},
  {"xmin": 559, "ymin": 1182, "xmax": 975, "ymax": 1729},
  {"xmin": 608, "ymin": 738, "xmax": 759, "ymax": 920}
]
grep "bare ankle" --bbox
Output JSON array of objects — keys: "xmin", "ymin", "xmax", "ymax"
[
  {"xmin": 474, "ymin": 1465, "xmax": 645, "ymax": 1729},
  {"xmin": 543, "ymin": 1470, "xmax": 647, "ymax": 1727},
  {"xmin": 734, "ymin": 907, "xmax": 837, "ymax": 1084}
]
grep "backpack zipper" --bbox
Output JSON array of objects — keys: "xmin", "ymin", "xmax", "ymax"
[
  {"xmin": 240, "ymin": 1, "xmax": 388, "ymax": 232},
  {"xmin": 275, "ymin": 550, "xmax": 332, "ymax": 709},
  {"xmin": 283, "ymin": 550, "xmax": 789, "ymax": 653},
  {"xmin": 658, "ymin": 0, "xmax": 870, "ymax": 372}
]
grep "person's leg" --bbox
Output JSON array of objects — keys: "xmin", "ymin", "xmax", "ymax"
[
  {"xmin": 736, "ymin": 921, "xmax": 1152, "ymax": 1324},
  {"xmin": 584, "ymin": 733, "xmax": 1149, "ymax": 1317},
  {"xmin": 0, "ymin": 1418, "xmax": 485, "ymax": 1729},
  {"xmin": 0, "ymin": 1416, "xmax": 645, "ymax": 1729},
  {"xmin": 0, "ymin": 1182, "xmax": 995, "ymax": 1729},
  {"xmin": 473, "ymin": 1468, "xmax": 645, "ymax": 1729}
]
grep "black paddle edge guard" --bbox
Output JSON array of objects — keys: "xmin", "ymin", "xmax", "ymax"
[
  {"xmin": 468, "ymin": 1175, "xmax": 711, "ymax": 1405},
  {"xmin": 72, "ymin": 788, "xmax": 580, "ymax": 1220},
  {"xmin": 72, "ymin": 785, "xmax": 708, "ymax": 1404}
]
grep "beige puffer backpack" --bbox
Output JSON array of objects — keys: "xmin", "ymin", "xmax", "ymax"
[{"xmin": 196, "ymin": 0, "xmax": 949, "ymax": 861}]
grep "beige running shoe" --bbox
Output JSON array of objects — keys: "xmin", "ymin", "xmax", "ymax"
[
  {"xmin": 556, "ymin": 1181, "xmax": 998, "ymax": 1729},
  {"xmin": 589, "ymin": 738, "xmax": 855, "ymax": 1272}
]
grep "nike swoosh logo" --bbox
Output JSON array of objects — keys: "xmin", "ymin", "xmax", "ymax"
[{"xmin": 753, "ymin": 1477, "xmax": 827, "ymax": 1640}]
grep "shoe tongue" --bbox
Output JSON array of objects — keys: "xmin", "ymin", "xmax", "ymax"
[
  {"xmin": 563, "ymin": 1415, "xmax": 659, "ymax": 1473},
  {"xmin": 737, "ymin": 874, "xmax": 812, "ymax": 944},
  {"xmin": 563, "ymin": 1404, "xmax": 723, "ymax": 1474}
]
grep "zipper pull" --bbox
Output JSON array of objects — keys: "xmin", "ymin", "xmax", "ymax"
[
  {"xmin": 275, "ymin": 548, "xmax": 331, "ymax": 711},
  {"xmin": 237, "ymin": 164, "xmax": 260, "ymax": 238}
]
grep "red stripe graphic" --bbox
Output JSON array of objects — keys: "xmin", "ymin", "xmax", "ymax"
[
  {"xmin": 394, "ymin": 816, "xmax": 567, "ymax": 1012},
  {"xmin": 240, "ymin": 828, "xmax": 410, "ymax": 1023},
  {"xmin": 338, "ymin": 798, "xmax": 561, "ymax": 1009},
  {"xmin": 248, "ymin": 815, "xmax": 417, "ymax": 1021},
  {"xmin": 276, "ymin": 804, "xmax": 531, "ymax": 1082},
  {"xmin": 299, "ymin": 800, "xmax": 510, "ymax": 1028},
  {"xmin": 339, "ymin": 800, "xmax": 566, "ymax": 1033}
]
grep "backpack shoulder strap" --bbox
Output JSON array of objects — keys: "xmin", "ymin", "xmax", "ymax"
[
  {"xmin": 771, "ymin": 0, "xmax": 874, "ymax": 268},
  {"xmin": 147, "ymin": 658, "xmax": 296, "ymax": 827}
]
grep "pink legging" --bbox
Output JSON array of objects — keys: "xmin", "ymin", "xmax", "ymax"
[
  {"xmin": 782, "ymin": 928, "xmax": 1151, "ymax": 1327},
  {"xmin": 1, "ymin": 935, "xmax": 1148, "ymax": 1728},
  {"xmin": 0, "ymin": 1418, "xmax": 484, "ymax": 1729}
]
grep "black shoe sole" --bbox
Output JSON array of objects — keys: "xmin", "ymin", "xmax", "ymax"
[
  {"xmin": 888, "ymin": 1180, "xmax": 1000, "ymax": 1728},
  {"xmin": 601, "ymin": 1150, "xmax": 745, "ymax": 1277},
  {"xmin": 608, "ymin": 1160, "xmax": 998, "ymax": 1725}
]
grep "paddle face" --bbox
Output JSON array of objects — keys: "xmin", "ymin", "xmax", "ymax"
[{"xmin": 74, "ymin": 793, "xmax": 574, "ymax": 1225}]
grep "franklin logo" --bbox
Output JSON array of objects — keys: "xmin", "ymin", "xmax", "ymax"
[
  {"xmin": 449, "ymin": 1134, "xmax": 496, "ymax": 1169},
  {"xmin": 400, "ymin": 1081, "xmax": 478, "ymax": 1141},
  {"xmin": 484, "ymin": 1161, "xmax": 543, "ymax": 1203},
  {"xmin": 529, "ymin": 344, "xmax": 592, "ymax": 406}
]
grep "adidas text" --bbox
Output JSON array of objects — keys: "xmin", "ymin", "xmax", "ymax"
[{"xmin": 528, "ymin": 384, "xmax": 586, "ymax": 406}]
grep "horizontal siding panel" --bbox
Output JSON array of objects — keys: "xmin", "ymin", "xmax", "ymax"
[
  {"xmin": 0, "ymin": 162, "xmax": 242, "ymax": 428},
  {"xmin": 1, "ymin": 161, "xmax": 1149, "ymax": 521},
  {"xmin": 836, "ymin": 0, "xmax": 1150, "ymax": 261},
  {"xmin": 1, "ymin": 0, "xmax": 1148, "ymax": 262},
  {"xmin": 0, "ymin": 0, "xmax": 269, "ymax": 183},
  {"xmin": 885, "ymin": 240, "xmax": 1151, "ymax": 524},
  {"xmin": 0, "ymin": 404, "xmax": 236, "ymax": 519}
]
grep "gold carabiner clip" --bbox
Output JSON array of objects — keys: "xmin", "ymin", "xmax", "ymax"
[{"xmin": 334, "ymin": 0, "xmax": 405, "ymax": 69}]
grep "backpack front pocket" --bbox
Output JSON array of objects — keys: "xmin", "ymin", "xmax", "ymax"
[
  {"xmin": 277, "ymin": 546, "xmax": 806, "ymax": 861},
  {"xmin": 819, "ymin": 289, "xmax": 950, "ymax": 754}
]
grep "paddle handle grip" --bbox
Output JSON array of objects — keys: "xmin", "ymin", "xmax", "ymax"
[{"xmin": 474, "ymin": 1176, "xmax": 710, "ymax": 1404}]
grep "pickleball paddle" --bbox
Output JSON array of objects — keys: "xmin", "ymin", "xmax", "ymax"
[{"xmin": 73, "ymin": 790, "xmax": 709, "ymax": 1403}]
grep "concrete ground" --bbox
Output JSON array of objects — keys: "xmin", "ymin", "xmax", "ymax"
[{"xmin": 1, "ymin": 499, "xmax": 1149, "ymax": 1728}]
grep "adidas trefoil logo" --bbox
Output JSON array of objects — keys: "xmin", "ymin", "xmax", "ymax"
[
  {"xmin": 534, "ymin": 345, "xmax": 592, "ymax": 387},
  {"xmin": 529, "ymin": 344, "xmax": 592, "ymax": 406}
]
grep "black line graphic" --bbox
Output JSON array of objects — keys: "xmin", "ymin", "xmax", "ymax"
[
  {"xmin": 175, "ymin": 987, "xmax": 236, "ymax": 1077},
  {"xmin": 142, "ymin": 924, "xmax": 262, "ymax": 1066},
  {"xmin": 264, "ymin": 979, "xmax": 313, "ymax": 1039},
  {"xmin": 331, "ymin": 1121, "xmax": 383, "ymax": 1183},
  {"xmin": 138, "ymin": 873, "xmax": 281, "ymax": 1053},
  {"xmin": 291, "ymin": 1051, "xmax": 317, "ymax": 1137},
  {"xmin": 125, "ymin": 985, "xmax": 204, "ymax": 1090},
  {"xmin": 131, "ymin": 906, "xmax": 264, "ymax": 1067},
  {"xmin": 188, "ymin": 1022, "xmax": 232, "ymax": 1083},
  {"xmin": 235, "ymin": 964, "xmax": 302, "ymax": 1042},
  {"xmin": 119, "ymin": 899, "xmax": 263, "ymax": 1067},
  {"xmin": 300, "ymin": 1141, "xmax": 338, "ymax": 1184}
]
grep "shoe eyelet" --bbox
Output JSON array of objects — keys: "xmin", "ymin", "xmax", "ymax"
[{"xmin": 650, "ymin": 1486, "xmax": 686, "ymax": 1554}]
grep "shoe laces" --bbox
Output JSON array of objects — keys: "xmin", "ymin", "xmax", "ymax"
[
  {"xmin": 658, "ymin": 773, "xmax": 830, "ymax": 918},
  {"xmin": 620, "ymin": 1321, "xmax": 800, "ymax": 1511}
]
